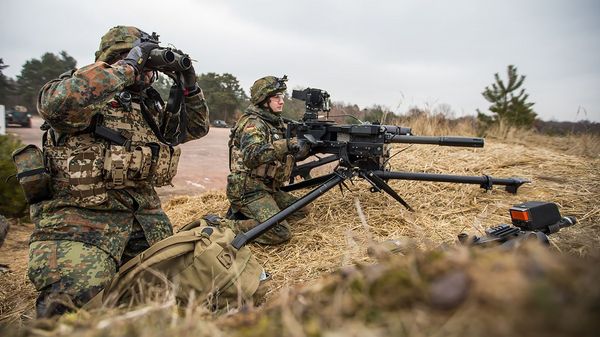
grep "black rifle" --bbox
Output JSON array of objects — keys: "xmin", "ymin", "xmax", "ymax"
[
  {"xmin": 231, "ymin": 87, "xmax": 530, "ymax": 249},
  {"xmin": 458, "ymin": 201, "xmax": 576, "ymax": 248}
]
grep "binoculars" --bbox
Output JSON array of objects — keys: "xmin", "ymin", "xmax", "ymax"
[{"xmin": 146, "ymin": 48, "xmax": 192, "ymax": 72}]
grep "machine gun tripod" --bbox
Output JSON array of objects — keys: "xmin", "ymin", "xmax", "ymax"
[{"xmin": 232, "ymin": 159, "xmax": 528, "ymax": 249}]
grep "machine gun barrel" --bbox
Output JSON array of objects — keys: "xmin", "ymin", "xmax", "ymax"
[{"xmin": 387, "ymin": 135, "xmax": 484, "ymax": 147}]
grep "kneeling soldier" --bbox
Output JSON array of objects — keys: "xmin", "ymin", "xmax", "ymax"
[
  {"xmin": 226, "ymin": 75, "xmax": 310, "ymax": 245},
  {"xmin": 27, "ymin": 26, "xmax": 209, "ymax": 317}
]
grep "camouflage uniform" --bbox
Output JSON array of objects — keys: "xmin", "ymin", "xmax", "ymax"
[
  {"xmin": 27, "ymin": 26, "xmax": 209, "ymax": 316},
  {"xmin": 226, "ymin": 76, "xmax": 308, "ymax": 245}
]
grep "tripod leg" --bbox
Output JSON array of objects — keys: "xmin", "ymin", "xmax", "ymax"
[
  {"xmin": 361, "ymin": 171, "xmax": 414, "ymax": 212},
  {"xmin": 231, "ymin": 172, "xmax": 347, "ymax": 249}
]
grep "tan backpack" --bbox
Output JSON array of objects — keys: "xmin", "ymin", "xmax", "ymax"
[{"xmin": 87, "ymin": 219, "xmax": 267, "ymax": 310}]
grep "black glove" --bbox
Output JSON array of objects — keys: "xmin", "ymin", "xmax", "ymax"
[
  {"xmin": 289, "ymin": 137, "xmax": 311, "ymax": 160},
  {"xmin": 182, "ymin": 64, "xmax": 199, "ymax": 93},
  {"xmin": 123, "ymin": 41, "xmax": 159, "ymax": 75},
  {"xmin": 170, "ymin": 48, "xmax": 198, "ymax": 93}
]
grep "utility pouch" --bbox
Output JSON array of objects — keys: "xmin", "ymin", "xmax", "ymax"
[
  {"xmin": 167, "ymin": 147, "xmax": 181, "ymax": 181},
  {"xmin": 274, "ymin": 154, "xmax": 294, "ymax": 184},
  {"xmin": 282, "ymin": 154, "xmax": 294, "ymax": 180},
  {"xmin": 149, "ymin": 143, "xmax": 177, "ymax": 187},
  {"xmin": 104, "ymin": 145, "xmax": 132, "ymax": 187},
  {"xmin": 128, "ymin": 146, "xmax": 153, "ymax": 181},
  {"xmin": 67, "ymin": 144, "xmax": 107, "ymax": 206},
  {"xmin": 12, "ymin": 145, "xmax": 52, "ymax": 203}
]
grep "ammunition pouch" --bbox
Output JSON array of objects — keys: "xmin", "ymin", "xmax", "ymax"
[
  {"xmin": 66, "ymin": 144, "xmax": 107, "ymax": 206},
  {"xmin": 249, "ymin": 154, "xmax": 294, "ymax": 184},
  {"xmin": 44, "ymin": 140, "xmax": 180, "ymax": 204},
  {"xmin": 147, "ymin": 143, "xmax": 181, "ymax": 187},
  {"xmin": 12, "ymin": 145, "xmax": 52, "ymax": 204},
  {"xmin": 104, "ymin": 143, "xmax": 180, "ymax": 188}
]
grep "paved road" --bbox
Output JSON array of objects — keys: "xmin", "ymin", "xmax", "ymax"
[
  {"xmin": 5, "ymin": 115, "xmax": 44, "ymax": 147},
  {"xmin": 7, "ymin": 116, "xmax": 231, "ymax": 199}
]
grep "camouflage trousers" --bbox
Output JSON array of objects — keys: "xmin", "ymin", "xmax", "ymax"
[
  {"xmin": 227, "ymin": 175, "xmax": 310, "ymax": 245},
  {"xmin": 28, "ymin": 187, "xmax": 173, "ymax": 317}
]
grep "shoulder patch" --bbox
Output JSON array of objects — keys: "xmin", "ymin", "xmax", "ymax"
[{"xmin": 243, "ymin": 124, "xmax": 257, "ymax": 132}]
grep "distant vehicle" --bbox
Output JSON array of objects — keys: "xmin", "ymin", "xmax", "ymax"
[
  {"xmin": 5, "ymin": 105, "xmax": 32, "ymax": 128},
  {"xmin": 212, "ymin": 119, "xmax": 229, "ymax": 128}
]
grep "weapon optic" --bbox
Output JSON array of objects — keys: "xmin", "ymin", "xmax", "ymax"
[{"xmin": 231, "ymin": 87, "xmax": 531, "ymax": 249}]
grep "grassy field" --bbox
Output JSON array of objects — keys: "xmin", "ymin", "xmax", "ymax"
[{"xmin": 1, "ymin": 115, "xmax": 599, "ymax": 336}]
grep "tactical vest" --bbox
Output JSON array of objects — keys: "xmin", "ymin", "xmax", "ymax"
[
  {"xmin": 43, "ymin": 89, "xmax": 181, "ymax": 206},
  {"xmin": 228, "ymin": 108, "xmax": 293, "ymax": 185}
]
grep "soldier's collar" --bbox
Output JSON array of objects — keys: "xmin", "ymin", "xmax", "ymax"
[{"xmin": 248, "ymin": 105, "xmax": 283, "ymax": 124}]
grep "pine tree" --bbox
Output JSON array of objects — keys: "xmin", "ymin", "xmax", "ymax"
[
  {"xmin": 16, "ymin": 51, "xmax": 77, "ymax": 113},
  {"xmin": 0, "ymin": 58, "xmax": 15, "ymax": 106},
  {"xmin": 477, "ymin": 65, "xmax": 536, "ymax": 129}
]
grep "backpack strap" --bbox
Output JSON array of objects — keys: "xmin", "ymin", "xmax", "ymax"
[{"xmin": 117, "ymin": 229, "xmax": 213, "ymax": 276}]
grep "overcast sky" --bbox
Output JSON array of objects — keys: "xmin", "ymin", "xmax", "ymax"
[{"xmin": 2, "ymin": 0, "xmax": 599, "ymax": 122}]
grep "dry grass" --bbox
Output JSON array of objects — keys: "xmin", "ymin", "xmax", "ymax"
[
  {"xmin": 1, "ymin": 114, "xmax": 599, "ymax": 336},
  {"xmin": 477, "ymin": 120, "xmax": 600, "ymax": 158},
  {"xmin": 160, "ymin": 137, "xmax": 599, "ymax": 300}
]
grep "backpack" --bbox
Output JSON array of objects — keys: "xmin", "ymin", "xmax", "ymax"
[{"xmin": 86, "ymin": 218, "xmax": 267, "ymax": 310}]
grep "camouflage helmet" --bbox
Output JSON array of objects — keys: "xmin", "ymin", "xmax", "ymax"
[
  {"xmin": 95, "ymin": 26, "xmax": 145, "ymax": 63},
  {"xmin": 250, "ymin": 75, "xmax": 288, "ymax": 105}
]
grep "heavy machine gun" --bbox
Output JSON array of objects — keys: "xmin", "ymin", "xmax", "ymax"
[{"xmin": 231, "ymin": 87, "xmax": 530, "ymax": 249}]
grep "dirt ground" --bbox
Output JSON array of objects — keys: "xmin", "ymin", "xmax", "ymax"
[{"xmin": 5, "ymin": 116, "xmax": 232, "ymax": 199}]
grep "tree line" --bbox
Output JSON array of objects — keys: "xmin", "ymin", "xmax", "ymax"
[
  {"xmin": 0, "ymin": 51, "xmax": 405, "ymax": 125},
  {"xmin": 2, "ymin": 51, "xmax": 595, "ymax": 133}
]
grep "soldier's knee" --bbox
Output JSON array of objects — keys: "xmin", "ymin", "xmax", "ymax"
[
  {"xmin": 302, "ymin": 203, "xmax": 313, "ymax": 214},
  {"xmin": 286, "ymin": 204, "xmax": 311, "ymax": 222},
  {"xmin": 225, "ymin": 214, "xmax": 292, "ymax": 245},
  {"xmin": 255, "ymin": 220, "xmax": 291, "ymax": 245},
  {"xmin": 28, "ymin": 240, "xmax": 116, "ymax": 316}
]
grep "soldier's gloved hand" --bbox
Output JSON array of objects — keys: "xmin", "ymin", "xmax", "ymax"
[
  {"xmin": 171, "ymin": 48, "xmax": 199, "ymax": 95},
  {"xmin": 123, "ymin": 41, "xmax": 159, "ymax": 75},
  {"xmin": 291, "ymin": 138, "xmax": 311, "ymax": 160},
  {"xmin": 182, "ymin": 64, "xmax": 200, "ymax": 95}
]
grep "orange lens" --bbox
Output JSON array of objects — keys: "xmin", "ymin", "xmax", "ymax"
[{"xmin": 510, "ymin": 210, "xmax": 530, "ymax": 221}]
